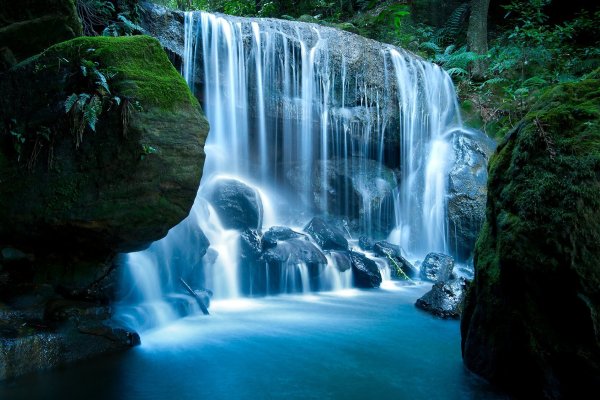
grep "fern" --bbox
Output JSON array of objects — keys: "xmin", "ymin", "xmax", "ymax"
[
  {"xmin": 84, "ymin": 95, "xmax": 102, "ymax": 132},
  {"xmin": 446, "ymin": 67, "xmax": 468, "ymax": 77},
  {"xmin": 419, "ymin": 41, "xmax": 441, "ymax": 54},
  {"xmin": 65, "ymin": 94, "xmax": 78, "ymax": 113}
]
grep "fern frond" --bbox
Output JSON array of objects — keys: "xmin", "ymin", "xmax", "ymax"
[
  {"xmin": 446, "ymin": 67, "xmax": 468, "ymax": 77},
  {"xmin": 65, "ymin": 94, "xmax": 78, "ymax": 113},
  {"xmin": 419, "ymin": 41, "xmax": 441, "ymax": 53},
  {"xmin": 84, "ymin": 95, "xmax": 102, "ymax": 132}
]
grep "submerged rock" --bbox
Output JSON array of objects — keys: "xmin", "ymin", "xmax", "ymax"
[
  {"xmin": 461, "ymin": 75, "xmax": 600, "ymax": 398},
  {"xmin": 349, "ymin": 251, "xmax": 382, "ymax": 288},
  {"xmin": 304, "ymin": 217, "xmax": 348, "ymax": 251},
  {"xmin": 415, "ymin": 278, "xmax": 468, "ymax": 319},
  {"xmin": 419, "ymin": 253, "xmax": 455, "ymax": 282},
  {"xmin": 447, "ymin": 129, "xmax": 496, "ymax": 261},
  {"xmin": 373, "ymin": 241, "xmax": 417, "ymax": 279},
  {"xmin": 206, "ymin": 179, "xmax": 263, "ymax": 231}
]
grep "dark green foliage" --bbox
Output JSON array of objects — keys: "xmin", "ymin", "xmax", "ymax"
[
  {"xmin": 0, "ymin": 0, "xmax": 83, "ymax": 62},
  {"xmin": 76, "ymin": 0, "xmax": 142, "ymax": 36}
]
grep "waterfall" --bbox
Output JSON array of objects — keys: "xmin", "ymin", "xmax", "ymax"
[{"xmin": 116, "ymin": 11, "xmax": 463, "ymax": 331}]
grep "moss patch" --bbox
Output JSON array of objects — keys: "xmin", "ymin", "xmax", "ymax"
[{"xmin": 45, "ymin": 36, "xmax": 198, "ymax": 111}]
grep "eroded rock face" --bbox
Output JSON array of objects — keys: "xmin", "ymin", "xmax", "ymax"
[
  {"xmin": 461, "ymin": 74, "xmax": 600, "ymax": 398},
  {"xmin": 0, "ymin": 35, "xmax": 208, "ymax": 255}
]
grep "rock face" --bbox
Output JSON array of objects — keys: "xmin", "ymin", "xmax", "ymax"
[
  {"xmin": 205, "ymin": 179, "xmax": 263, "ymax": 230},
  {"xmin": 0, "ymin": 35, "xmax": 208, "ymax": 255},
  {"xmin": 461, "ymin": 74, "xmax": 600, "ymax": 398},
  {"xmin": 447, "ymin": 129, "xmax": 496, "ymax": 261},
  {"xmin": 419, "ymin": 252, "xmax": 455, "ymax": 282},
  {"xmin": 415, "ymin": 278, "xmax": 467, "ymax": 319},
  {"xmin": 0, "ymin": 0, "xmax": 82, "ymax": 64}
]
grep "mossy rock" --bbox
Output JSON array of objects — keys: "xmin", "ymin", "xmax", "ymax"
[
  {"xmin": 461, "ymin": 70, "xmax": 600, "ymax": 398},
  {"xmin": 0, "ymin": 0, "xmax": 82, "ymax": 63},
  {"xmin": 0, "ymin": 35, "xmax": 208, "ymax": 255}
]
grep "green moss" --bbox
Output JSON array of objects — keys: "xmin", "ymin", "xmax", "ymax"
[{"xmin": 46, "ymin": 36, "xmax": 198, "ymax": 111}]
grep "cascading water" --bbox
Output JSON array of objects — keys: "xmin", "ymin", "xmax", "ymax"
[{"xmin": 116, "ymin": 11, "xmax": 465, "ymax": 331}]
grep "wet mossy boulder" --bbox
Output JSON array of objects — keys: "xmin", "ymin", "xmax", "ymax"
[
  {"xmin": 0, "ymin": 35, "xmax": 208, "ymax": 255},
  {"xmin": 0, "ymin": 0, "xmax": 83, "ymax": 63},
  {"xmin": 461, "ymin": 71, "xmax": 600, "ymax": 398}
]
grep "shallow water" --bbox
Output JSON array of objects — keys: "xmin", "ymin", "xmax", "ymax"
[{"xmin": 0, "ymin": 284, "xmax": 507, "ymax": 400}]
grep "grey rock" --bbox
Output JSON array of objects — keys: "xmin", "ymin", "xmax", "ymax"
[
  {"xmin": 373, "ymin": 241, "xmax": 417, "ymax": 278},
  {"xmin": 349, "ymin": 251, "xmax": 382, "ymax": 288},
  {"xmin": 415, "ymin": 278, "xmax": 468, "ymax": 319},
  {"xmin": 263, "ymin": 238, "xmax": 327, "ymax": 265},
  {"xmin": 420, "ymin": 252, "xmax": 455, "ymax": 282},
  {"xmin": 206, "ymin": 179, "xmax": 263, "ymax": 230},
  {"xmin": 304, "ymin": 217, "xmax": 348, "ymax": 250},
  {"xmin": 447, "ymin": 129, "xmax": 496, "ymax": 261}
]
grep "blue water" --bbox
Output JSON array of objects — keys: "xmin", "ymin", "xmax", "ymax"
[{"xmin": 0, "ymin": 283, "xmax": 506, "ymax": 399}]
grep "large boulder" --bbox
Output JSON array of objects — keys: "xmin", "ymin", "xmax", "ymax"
[
  {"xmin": 415, "ymin": 278, "xmax": 468, "ymax": 319},
  {"xmin": 447, "ymin": 129, "xmax": 496, "ymax": 261},
  {"xmin": 304, "ymin": 217, "xmax": 348, "ymax": 251},
  {"xmin": 0, "ymin": 36, "xmax": 207, "ymax": 255},
  {"xmin": 419, "ymin": 252, "xmax": 455, "ymax": 282},
  {"xmin": 0, "ymin": 0, "xmax": 82, "ymax": 63},
  {"xmin": 205, "ymin": 179, "xmax": 263, "ymax": 230},
  {"xmin": 350, "ymin": 251, "xmax": 382, "ymax": 288},
  {"xmin": 461, "ymin": 74, "xmax": 600, "ymax": 398}
]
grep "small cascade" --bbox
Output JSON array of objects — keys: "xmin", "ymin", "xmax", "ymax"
[{"xmin": 117, "ymin": 10, "xmax": 466, "ymax": 331}]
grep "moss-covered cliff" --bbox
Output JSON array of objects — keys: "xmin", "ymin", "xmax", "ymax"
[{"xmin": 461, "ymin": 70, "xmax": 600, "ymax": 398}]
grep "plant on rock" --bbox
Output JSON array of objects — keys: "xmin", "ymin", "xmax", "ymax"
[{"xmin": 64, "ymin": 49, "xmax": 133, "ymax": 147}]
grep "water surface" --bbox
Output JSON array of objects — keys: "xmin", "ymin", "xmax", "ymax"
[{"xmin": 0, "ymin": 284, "xmax": 506, "ymax": 400}]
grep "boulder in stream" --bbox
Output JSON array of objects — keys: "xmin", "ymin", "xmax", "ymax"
[
  {"xmin": 304, "ymin": 217, "xmax": 348, "ymax": 251},
  {"xmin": 205, "ymin": 179, "xmax": 263, "ymax": 230},
  {"xmin": 415, "ymin": 278, "xmax": 468, "ymax": 319},
  {"xmin": 419, "ymin": 253, "xmax": 455, "ymax": 282},
  {"xmin": 349, "ymin": 251, "xmax": 382, "ymax": 288}
]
